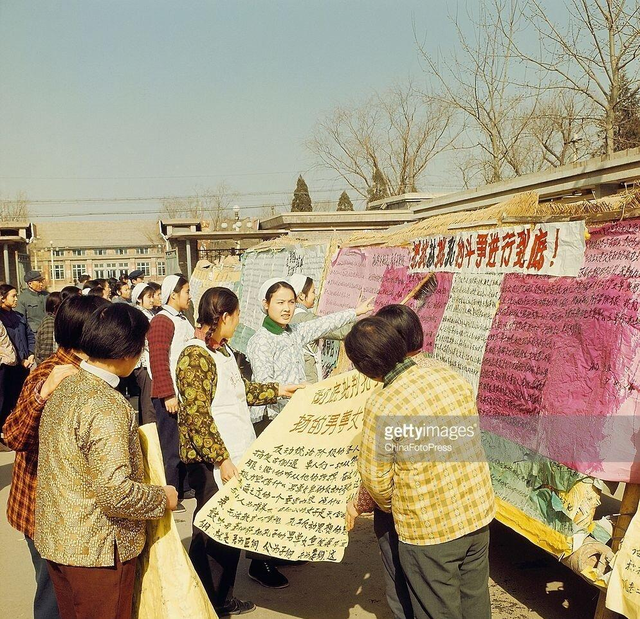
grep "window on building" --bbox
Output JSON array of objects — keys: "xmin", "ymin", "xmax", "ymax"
[
  {"xmin": 136, "ymin": 261, "xmax": 151, "ymax": 276},
  {"xmin": 51, "ymin": 264, "xmax": 65, "ymax": 280},
  {"xmin": 118, "ymin": 262, "xmax": 129, "ymax": 277},
  {"xmin": 72, "ymin": 264, "xmax": 86, "ymax": 281},
  {"xmin": 115, "ymin": 248, "xmax": 127, "ymax": 255},
  {"xmin": 157, "ymin": 261, "xmax": 166, "ymax": 276},
  {"xmin": 94, "ymin": 262, "xmax": 116, "ymax": 279},
  {"xmin": 138, "ymin": 247, "xmax": 150, "ymax": 255},
  {"xmin": 94, "ymin": 249, "xmax": 107, "ymax": 256},
  {"xmin": 72, "ymin": 249, "xmax": 86, "ymax": 256},
  {"xmin": 52, "ymin": 249, "xmax": 65, "ymax": 257}
]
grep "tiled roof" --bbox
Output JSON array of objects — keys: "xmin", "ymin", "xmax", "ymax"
[{"xmin": 33, "ymin": 220, "xmax": 163, "ymax": 249}]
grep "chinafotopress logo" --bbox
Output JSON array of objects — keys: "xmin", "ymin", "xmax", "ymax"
[{"xmin": 375, "ymin": 416, "xmax": 486, "ymax": 463}]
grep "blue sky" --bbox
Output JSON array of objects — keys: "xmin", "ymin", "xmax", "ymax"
[{"xmin": 1, "ymin": 1, "xmax": 476, "ymax": 219}]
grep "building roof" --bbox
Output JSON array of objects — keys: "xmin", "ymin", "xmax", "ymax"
[{"xmin": 33, "ymin": 220, "xmax": 164, "ymax": 249}]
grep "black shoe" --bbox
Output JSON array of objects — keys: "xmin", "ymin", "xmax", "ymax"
[
  {"xmin": 271, "ymin": 559, "xmax": 307, "ymax": 567},
  {"xmin": 248, "ymin": 560, "xmax": 289, "ymax": 589},
  {"xmin": 174, "ymin": 502, "xmax": 186, "ymax": 514},
  {"xmin": 214, "ymin": 598, "xmax": 256, "ymax": 616},
  {"xmin": 182, "ymin": 489, "xmax": 196, "ymax": 500}
]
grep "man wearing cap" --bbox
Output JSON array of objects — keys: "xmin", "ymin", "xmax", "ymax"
[
  {"xmin": 16, "ymin": 271, "xmax": 49, "ymax": 334},
  {"xmin": 128, "ymin": 270, "xmax": 145, "ymax": 287}
]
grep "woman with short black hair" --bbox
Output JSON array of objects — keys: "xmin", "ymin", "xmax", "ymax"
[
  {"xmin": 112, "ymin": 280, "xmax": 132, "ymax": 304},
  {"xmin": 4, "ymin": 294, "xmax": 109, "ymax": 619},
  {"xmin": 35, "ymin": 303, "xmax": 178, "ymax": 619}
]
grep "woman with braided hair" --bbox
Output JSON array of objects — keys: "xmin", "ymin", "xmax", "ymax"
[{"xmin": 175, "ymin": 287, "xmax": 303, "ymax": 617}]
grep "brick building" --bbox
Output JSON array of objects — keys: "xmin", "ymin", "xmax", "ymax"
[{"xmin": 31, "ymin": 220, "xmax": 167, "ymax": 289}]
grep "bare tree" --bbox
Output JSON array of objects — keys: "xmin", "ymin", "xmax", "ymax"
[
  {"xmin": 528, "ymin": 93, "xmax": 598, "ymax": 166},
  {"xmin": 307, "ymin": 82, "xmax": 454, "ymax": 201},
  {"xmin": 513, "ymin": 0, "xmax": 640, "ymax": 156},
  {"xmin": 0, "ymin": 192, "xmax": 29, "ymax": 221},
  {"xmin": 160, "ymin": 181, "xmax": 237, "ymax": 228},
  {"xmin": 419, "ymin": 0, "xmax": 542, "ymax": 186}
]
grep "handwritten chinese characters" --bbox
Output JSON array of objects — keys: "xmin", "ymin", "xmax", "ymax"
[
  {"xmin": 194, "ymin": 370, "xmax": 380, "ymax": 562},
  {"xmin": 410, "ymin": 222, "xmax": 585, "ymax": 277},
  {"xmin": 317, "ymin": 247, "xmax": 410, "ymax": 315},
  {"xmin": 433, "ymin": 273, "xmax": 503, "ymax": 393},
  {"xmin": 606, "ymin": 507, "xmax": 640, "ymax": 617}
]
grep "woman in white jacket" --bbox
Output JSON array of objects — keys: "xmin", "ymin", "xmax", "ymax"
[{"xmin": 246, "ymin": 278, "xmax": 373, "ymax": 429}]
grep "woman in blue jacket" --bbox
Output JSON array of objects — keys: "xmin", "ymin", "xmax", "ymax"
[{"xmin": 0, "ymin": 283, "xmax": 35, "ymax": 430}]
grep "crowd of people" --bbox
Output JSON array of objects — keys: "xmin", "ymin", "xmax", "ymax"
[{"xmin": 1, "ymin": 266, "xmax": 495, "ymax": 619}]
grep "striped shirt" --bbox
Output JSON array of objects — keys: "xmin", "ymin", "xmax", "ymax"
[{"xmin": 358, "ymin": 359, "xmax": 495, "ymax": 545}]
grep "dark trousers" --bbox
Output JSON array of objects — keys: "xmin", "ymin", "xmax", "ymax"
[
  {"xmin": 398, "ymin": 526, "xmax": 491, "ymax": 619},
  {"xmin": 26, "ymin": 536, "xmax": 61, "ymax": 619},
  {"xmin": 47, "ymin": 548, "xmax": 136, "ymax": 619},
  {"xmin": 134, "ymin": 367, "xmax": 155, "ymax": 425},
  {"xmin": 153, "ymin": 397, "xmax": 183, "ymax": 490},
  {"xmin": 1, "ymin": 363, "xmax": 29, "ymax": 430},
  {"xmin": 374, "ymin": 510, "xmax": 414, "ymax": 619},
  {"xmin": 187, "ymin": 461, "xmax": 241, "ymax": 608}
]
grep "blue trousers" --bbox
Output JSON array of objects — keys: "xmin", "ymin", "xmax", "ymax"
[{"xmin": 26, "ymin": 536, "xmax": 61, "ymax": 619}]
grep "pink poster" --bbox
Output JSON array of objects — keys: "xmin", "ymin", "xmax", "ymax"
[
  {"xmin": 478, "ymin": 273, "xmax": 640, "ymax": 481},
  {"xmin": 373, "ymin": 266, "xmax": 453, "ymax": 353},
  {"xmin": 580, "ymin": 220, "xmax": 640, "ymax": 278},
  {"xmin": 317, "ymin": 247, "xmax": 410, "ymax": 316}
]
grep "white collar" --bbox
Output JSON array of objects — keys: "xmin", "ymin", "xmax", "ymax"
[
  {"xmin": 80, "ymin": 360, "xmax": 120, "ymax": 388},
  {"xmin": 162, "ymin": 304, "xmax": 180, "ymax": 316}
]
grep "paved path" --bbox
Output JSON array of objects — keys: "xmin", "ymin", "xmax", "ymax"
[{"xmin": 0, "ymin": 449, "xmax": 599, "ymax": 618}]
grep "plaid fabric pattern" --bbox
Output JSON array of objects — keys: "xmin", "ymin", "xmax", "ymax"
[
  {"xmin": 34, "ymin": 314, "xmax": 56, "ymax": 365},
  {"xmin": 383, "ymin": 357, "xmax": 416, "ymax": 387},
  {"xmin": 358, "ymin": 361, "xmax": 495, "ymax": 546},
  {"xmin": 147, "ymin": 314, "xmax": 176, "ymax": 399},
  {"xmin": 5, "ymin": 348, "xmax": 81, "ymax": 537}
]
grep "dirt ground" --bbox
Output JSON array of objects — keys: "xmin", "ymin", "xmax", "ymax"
[{"xmin": 0, "ymin": 449, "xmax": 600, "ymax": 618}]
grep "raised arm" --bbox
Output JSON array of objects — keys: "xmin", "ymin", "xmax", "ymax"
[{"xmin": 293, "ymin": 309, "xmax": 357, "ymax": 347}]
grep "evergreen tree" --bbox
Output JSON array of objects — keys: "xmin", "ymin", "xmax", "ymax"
[
  {"xmin": 366, "ymin": 166, "xmax": 389, "ymax": 209},
  {"xmin": 337, "ymin": 191, "xmax": 354, "ymax": 212},
  {"xmin": 614, "ymin": 72, "xmax": 640, "ymax": 152},
  {"xmin": 291, "ymin": 175, "xmax": 312, "ymax": 212}
]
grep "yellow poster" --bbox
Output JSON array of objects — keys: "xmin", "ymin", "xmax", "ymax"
[
  {"xmin": 194, "ymin": 370, "xmax": 380, "ymax": 562},
  {"xmin": 134, "ymin": 424, "xmax": 218, "ymax": 619},
  {"xmin": 606, "ymin": 508, "xmax": 640, "ymax": 618}
]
